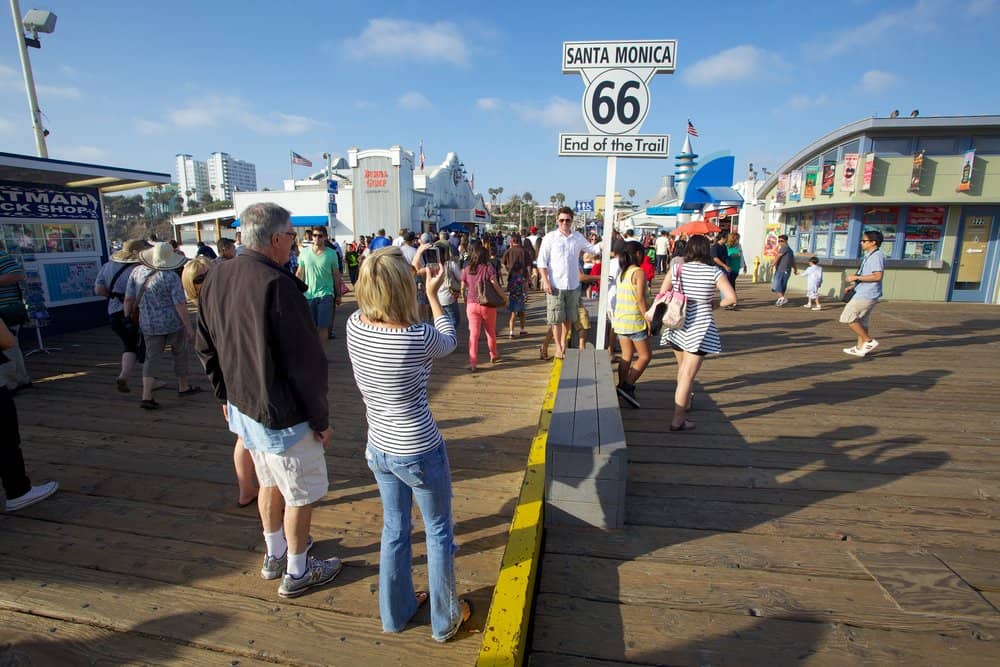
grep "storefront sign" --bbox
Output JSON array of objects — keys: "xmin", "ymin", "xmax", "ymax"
[
  {"xmin": 861, "ymin": 153, "xmax": 875, "ymax": 191},
  {"xmin": 908, "ymin": 151, "xmax": 925, "ymax": 193},
  {"xmin": 0, "ymin": 184, "xmax": 100, "ymax": 219},
  {"xmin": 803, "ymin": 167, "xmax": 818, "ymax": 199},
  {"xmin": 788, "ymin": 170, "xmax": 803, "ymax": 202},
  {"xmin": 821, "ymin": 162, "xmax": 836, "ymax": 195},
  {"xmin": 841, "ymin": 153, "xmax": 858, "ymax": 192},
  {"xmin": 957, "ymin": 149, "xmax": 975, "ymax": 192}
]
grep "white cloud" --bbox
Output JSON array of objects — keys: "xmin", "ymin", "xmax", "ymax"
[
  {"xmin": 476, "ymin": 97, "xmax": 500, "ymax": 111},
  {"xmin": 682, "ymin": 45, "xmax": 783, "ymax": 86},
  {"xmin": 59, "ymin": 64, "xmax": 80, "ymax": 78},
  {"xmin": 135, "ymin": 119, "xmax": 167, "ymax": 135},
  {"xmin": 0, "ymin": 116, "xmax": 14, "ymax": 134},
  {"xmin": 345, "ymin": 19, "xmax": 470, "ymax": 66},
  {"xmin": 787, "ymin": 93, "xmax": 831, "ymax": 111},
  {"xmin": 165, "ymin": 95, "xmax": 320, "ymax": 135},
  {"xmin": 510, "ymin": 97, "xmax": 580, "ymax": 128},
  {"xmin": 825, "ymin": 0, "xmax": 938, "ymax": 55},
  {"xmin": 0, "ymin": 62, "xmax": 80, "ymax": 99},
  {"xmin": 53, "ymin": 145, "xmax": 110, "ymax": 162},
  {"xmin": 398, "ymin": 91, "xmax": 432, "ymax": 111},
  {"xmin": 858, "ymin": 69, "xmax": 898, "ymax": 92},
  {"xmin": 37, "ymin": 84, "xmax": 81, "ymax": 99}
]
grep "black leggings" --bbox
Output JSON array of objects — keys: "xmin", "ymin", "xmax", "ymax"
[{"xmin": 0, "ymin": 386, "xmax": 30, "ymax": 499}]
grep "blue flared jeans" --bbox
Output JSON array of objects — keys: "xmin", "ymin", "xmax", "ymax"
[{"xmin": 365, "ymin": 443, "xmax": 460, "ymax": 639}]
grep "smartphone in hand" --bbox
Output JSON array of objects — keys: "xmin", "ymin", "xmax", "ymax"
[{"xmin": 424, "ymin": 246, "xmax": 441, "ymax": 269}]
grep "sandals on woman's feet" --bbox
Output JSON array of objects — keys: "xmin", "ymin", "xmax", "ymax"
[
  {"xmin": 538, "ymin": 345, "xmax": 549, "ymax": 360},
  {"xmin": 434, "ymin": 599, "xmax": 473, "ymax": 643},
  {"xmin": 670, "ymin": 420, "xmax": 696, "ymax": 432}
]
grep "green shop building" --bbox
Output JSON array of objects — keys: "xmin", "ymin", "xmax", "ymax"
[{"xmin": 757, "ymin": 115, "xmax": 1000, "ymax": 303}]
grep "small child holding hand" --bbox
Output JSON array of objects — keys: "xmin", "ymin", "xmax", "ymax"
[{"xmin": 803, "ymin": 257, "xmax": 823, "ymax": 310}]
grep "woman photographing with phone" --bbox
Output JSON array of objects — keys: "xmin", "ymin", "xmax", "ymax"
[{"xmin": 346, "ymin": 246, "xmax": 471, "ymax": 642}]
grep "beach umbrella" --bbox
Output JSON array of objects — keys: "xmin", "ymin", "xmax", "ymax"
[{"xmin": 670, "ymin": 220, "xmax": 722, "ymax": 236}]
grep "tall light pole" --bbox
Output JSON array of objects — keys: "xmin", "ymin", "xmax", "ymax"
[{"xmin": 9, "ymin": 1, "xmax": 56, "ymax": 158}]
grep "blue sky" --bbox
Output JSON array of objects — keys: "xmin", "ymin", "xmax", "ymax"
[{"xmin": 1, "ymin": 0, "xmax": 998, "ymax": 206}]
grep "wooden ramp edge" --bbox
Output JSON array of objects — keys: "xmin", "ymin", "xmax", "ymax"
[{"xmin": 476, "ymin": 359, "xmax": 561, "ymax": 667}]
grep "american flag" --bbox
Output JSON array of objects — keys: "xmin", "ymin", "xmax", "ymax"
[
  {"xmin": 687, "ymin": 119, "xmax": 699, "ymax": 137},
  {"xmin": 290, "ymin": 151, "xmax": 312, "ymax": 167},
  {"xmin": 419, "ymin": 140, "xmax": 425, "ymax": 170}
]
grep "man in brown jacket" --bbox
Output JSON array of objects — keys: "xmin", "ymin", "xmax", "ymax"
[{"xmin": 196, "ymin": 202, "xmax": 342, "ymax": 598}]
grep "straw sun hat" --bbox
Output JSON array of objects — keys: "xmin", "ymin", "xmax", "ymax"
[
  {"xmin": 110, "ymin": 239, "xmax": 152, "ymax": 263},
  {"xmin": 139, "ymin": 241, "xmax": 187, "ymax": 271}
]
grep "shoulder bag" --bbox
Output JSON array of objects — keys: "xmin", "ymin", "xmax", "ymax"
[
  {"xmin": 478, "ymin": 269, "xmax": 506, "ymax": 308},
  {"xmin": 131, "ymin": 270, "xmax": 158, "ymax": 326},
  {"xmin": 842, "ymin": 254, "xmax": 868, "ymax": 303},
  {"xmin": 646, "ymin": 264, "xmax": 687, "ymax": 335}
]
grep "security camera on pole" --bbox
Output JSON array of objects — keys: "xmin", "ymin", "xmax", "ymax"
[{"xmin": 559, "ymin": 39, "xmax": 677, "ymax": 348}]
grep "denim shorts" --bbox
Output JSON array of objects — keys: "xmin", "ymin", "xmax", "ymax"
[
  {"xmin": 771, "ymin": 270, "xmax": 790, "ymax": 294},
  {"xmin": 619, "ymin": 329, "xmax": 648, "ymax": 341},
  {"xmin": 308, "ymin": 295, "xmax": 335, "ymax": 328}
]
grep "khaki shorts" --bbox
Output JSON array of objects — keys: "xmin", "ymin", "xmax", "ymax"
[
  {"xmin": 573, "ymin": 305, "xmax": 591, "ymax": 331},
  {"xmin": 248, "ymin": 433, "xmax": 329, "ymax": 507},
  {"xmin": 143, "ymin": 330, "xmax": 189, "ymax": 379},
  {"xmin": 546, "ymin": 288, "xmax": 580, "ymax": 325},
  {"xmin": 840, "ymin": 297, "xmax": 877, "ymax": 327}
]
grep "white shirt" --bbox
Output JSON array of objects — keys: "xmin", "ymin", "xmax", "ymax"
[
  {"xmin": 392, "ymin": 236, "xmax": 405, "ymax": 247},
  {"xmin": 537, "ymin": 229, "xmax": 601, "ymax": 290},
  {"xmin": 655, "ymin": 235, "xmax": 670, "ymax": 254}
]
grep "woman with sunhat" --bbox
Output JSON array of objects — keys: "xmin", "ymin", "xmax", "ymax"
[
  {"xmin": 124, "ymin": 242, "xmax": 200, "ymax": 410},
  {"xmin": 93, "ymin": 238, "xmax": 152, "ymax": 393}
]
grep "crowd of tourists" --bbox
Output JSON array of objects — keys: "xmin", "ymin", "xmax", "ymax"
[{"xmin": 1, "ymin": 203, "xmax": 886, "ymax": 643}]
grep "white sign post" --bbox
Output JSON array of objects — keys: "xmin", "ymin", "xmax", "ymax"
[{"xmin": 560, "ymin": 39, "xmax": 677, "ymax": 348}]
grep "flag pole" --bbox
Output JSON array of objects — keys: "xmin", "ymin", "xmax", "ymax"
[{"xmin": 289, "ymin": 151, "xmax": 294, "ymax": 182}]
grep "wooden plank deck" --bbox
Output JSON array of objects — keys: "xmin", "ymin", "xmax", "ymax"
[
  {"xmin": 532, "ymin": 282, "xmax": 1000, "ymax": 666},
  {"xmin": 0, "ymin": 293, "xmax": 552, "ymax": 665}
]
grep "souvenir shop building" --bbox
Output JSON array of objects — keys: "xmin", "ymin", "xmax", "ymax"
[
  {"xmin": 0, "ymin": 152, "xmax": 170, "ymax": 333},
  {"xmin": 757, "ymin": 115, "xmax": 1000, "ymax": 303}
]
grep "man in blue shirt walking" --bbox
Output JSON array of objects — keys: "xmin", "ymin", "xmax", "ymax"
[{"xmin": 841, "ymin": 230, "xmax": 885, "ymax": 357}]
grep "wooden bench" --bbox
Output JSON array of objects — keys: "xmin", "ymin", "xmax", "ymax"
[{"xmin": 544, "ymin": 346, "xmax": 627, "ymax": 530}]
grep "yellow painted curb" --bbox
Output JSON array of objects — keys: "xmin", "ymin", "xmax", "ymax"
[{"xmin": 476, "ymin": 358, "xmax": 562, "ymax": 667}]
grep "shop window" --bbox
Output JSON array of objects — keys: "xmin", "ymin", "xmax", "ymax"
[
  {"xmin": 839, "ymin": 139, "xmax": 860, "ymax": 155},
  {"xmin": 199, "ymin": 222, "xmax": 218, "ymax": 242},
  {"xmin": 831, "ymin": 207, "xmax": 852, "ymax": 257},
  {"xmin": 871, "ymin": 137, "xmax": 913, "ymax": 157},
  {"xmin": 862, "ymin": 207, "xmax": 899, "ymax": 257},
  {"xmin": 822, "ymin": 147, "xmax": 838, "ymax": 165},
  {"xmin": 1, "ymin": 221, "xmax": 96, "ymax": 254},
  {"xmin": 178, "ymin": 224, "xmax": 198, "ymax": 244},
  {"xmin": 972, "ymin": 135, "xmax": 1000, "ymax": 154},
  {"xmin": 798, "ymin": 211, "xmax": 814, "ymax": 253},
  {"xmin": 902, "ymin": 206, "xmax": 946, "ymax": 260},
  {"xmin": 916, "ymin": 136, "xmax": 959, "ymax": 155},
  {"xmin": 813, "ymin": 209, "xmax": 832, "ymax": 256}
]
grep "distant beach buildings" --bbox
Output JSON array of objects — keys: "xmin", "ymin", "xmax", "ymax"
[{"xmin": 175, "ymin": 152, "xmax": 257, "ymax": 210}]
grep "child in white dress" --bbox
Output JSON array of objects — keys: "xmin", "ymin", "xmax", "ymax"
[{"xmin": 803, "ymin": 257, "xmax": 823, "ymax": 310}]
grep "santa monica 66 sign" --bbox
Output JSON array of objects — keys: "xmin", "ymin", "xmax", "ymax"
[{"xmin": 559, "ymin": 40, "xmax": 676, "ymax": 158}]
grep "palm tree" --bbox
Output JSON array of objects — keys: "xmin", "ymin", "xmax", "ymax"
[
  {"xmin": 555, "ymin": 192, "xmax": 566, "ymax": 207},
  {"xmin": 628, "ymin": 188, "xmax": 636, "ymax": 202}
]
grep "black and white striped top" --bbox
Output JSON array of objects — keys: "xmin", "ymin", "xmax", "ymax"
[
  {"xmin": 346, "ymin": 311, "xmax": 457, "ymax": 456},
  {"xmin": 660, "ymin": 260, "xmax": 725, "ymax": 354}
]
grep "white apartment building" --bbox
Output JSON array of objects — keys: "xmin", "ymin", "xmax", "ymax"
[
  {"xmin": 175, "ymin": 154, "xmax": 209, "ymax": 211},
  {"xmin": 207, "ymin": 152, "xmax": 257, "ymax": 201}
]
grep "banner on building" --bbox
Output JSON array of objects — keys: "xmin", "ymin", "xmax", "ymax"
[
  {"xmin": 821, "ymin": 162, "xmax": 836, "ymax": 195},
  {"xmin": 861, "ymin": 153, "xmax": 875, "ymax": 191},
  {"xmin": 908, "ymin": 151, "xmax": 925, "ymax": 193},
  {"xmin": 957, "ymin": 149, "xmax": 975, "ymax": 192},
  {"xmin": 776, "ymin": 174, "xmax": 788, "ymax": 204},
  {"xmin": 803, "ymin": 167, "xmax": 818, "ymax": 199},
  {"xmin": 841, "ymin": 153, "xmax": 858, "ymax": 192},
  {"xmin": 788, "ymin": 170, "xmax": 803, "ymax": 202}
]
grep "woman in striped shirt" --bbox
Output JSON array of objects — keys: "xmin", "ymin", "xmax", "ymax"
[
  {"xmin": 345, "ymin": 247, "xmax": 471, "ymax": 642},
  {"xmin": 658, "ymin": 235, "xmax": 736, "ymax": 431},
  {"xmin": 612, "ymin": 241, "xmax": 652, "ymax": 408}
]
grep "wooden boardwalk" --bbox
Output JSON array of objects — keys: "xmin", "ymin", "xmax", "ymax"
[
  {"xmin": 531, "ymin": 282, "xmax": 1000, "ymax": 666},
  {"xmin": 0, "ymin": 293, "xmax": 553, "ymax": 665}
]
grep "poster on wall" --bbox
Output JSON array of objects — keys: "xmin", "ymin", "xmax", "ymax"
[
  {"xmin": 908, "ymin": 151, "xmax": 925, "ymax": 193},
  {"xmin": 861, "ymin": 153, "xmax": 875, "ymax": 191},
  {"xmin": 832, "ymin": 207, "xmax": 851, "ymax": 231},
  {"xmin": 841, "ymin": 153, "xmax": 858, "ymax": 192},
  {"xmin": 821, "ymin": 162, "xmax": 836, "ymax": 195},
  {"xmin": 776, "ymin": 174, "xmax": 788, "ymax": 203},
  {"xmin": 956, "ymin": 149, "xmax": 975, "ymax": 192},
  {"xmin": 788, "ymin": 170, "xmax": 803, "ymax": 202},
  {"xmin": 905, "ymin": 206, "xmax": 946, "ymax": 240},
  {"xmin": 762, "ymin": 222, "xmax": 781, "ymax": 258},
  {"xmin": 803, "ymin": 167, "xmax": 818, "ymax": 199}
]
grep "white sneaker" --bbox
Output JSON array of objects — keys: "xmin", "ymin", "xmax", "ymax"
[
  {"xmin": 802, "ymin": 303, "xmax": 812, "ymax": 308},
  {"xmin": 843, "ymin": 346, "xmax": 867, "ymax": 357},
  {"xmin": 863, "ymin": 339, "xmax": 879, "ymax": 352},
  {"xmin": 812, "ymin": 306, "xmax": 822, "ymax": 311},
  {"xmin": 775, "ymin": 297, "xmax": 787, "ymax": 306},
  {"xmin": 5, "ymin": 481, "xmax": 58, "ymax": 512}
]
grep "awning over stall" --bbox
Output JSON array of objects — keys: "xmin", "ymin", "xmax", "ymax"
[{"xmin": 0, "ymin": 152, "xmax": 170, "ymax": 192}]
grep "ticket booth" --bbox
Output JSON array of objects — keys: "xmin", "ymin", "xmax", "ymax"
[{"xmin": 0, "ymin": 152, "xmax": 170, "ymax": 333}]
